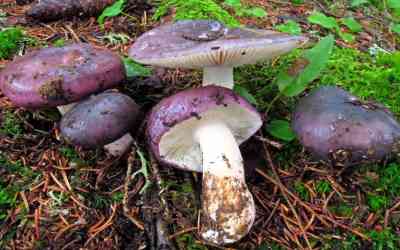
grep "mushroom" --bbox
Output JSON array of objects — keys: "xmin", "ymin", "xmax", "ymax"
[
  {"xmin": 129, "ymin": 19, "xmax": 308, "ymax": 89},
  {"xmin": 292, "ymin": 86, "xmax": 400, "ymax": 166},
  {"xmin": 59, "ymin": 91, "xmax": 140, "ymax": 152},
  {"xmin": 147, "ymin": 85, "xmax": 262, "ymax": 245},
  {"xmin": 0, "ymin": 43, "xmax": 134, "ymax": 155},
  {"xmin": 0, "ymin": 43, "xmax": 125, "ymax": 109}
]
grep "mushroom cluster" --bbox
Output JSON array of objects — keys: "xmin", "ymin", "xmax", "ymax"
[
  {"xmin": 0, "ymin": 43, "xmax": 139, "ymax": 155},
  {"xmin": 128, "ymin": 19, "xmax": 308, "ymax": 245},
  {"xmin": 0, "ymin": 18, "xmax": 310, "ymax": 247}
]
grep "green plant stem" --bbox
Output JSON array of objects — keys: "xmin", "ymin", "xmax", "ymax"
[{"xmin": 265, "ymin": 92, "xmax": 283, "ymax": 115}]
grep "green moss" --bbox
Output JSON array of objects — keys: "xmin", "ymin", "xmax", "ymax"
[
  {"xmin": 0, "ymin": 27, "xmax": 24, "ymax": 59},
  {"xmin": 368, "ymin": 229, "xmax": 400, "ymax": 250},
  {"xmin": 315, "ymin": 180, "xmax": 332, "ymax": 195},
  {"xmin": 0, "ymin": 111, "xmax": 23, "ymax": 137},
  {"xmin": 319, "ymin": 48, "xmax": 400, "ymax": 115},
  {"xmin": 153, "ymin": 0, "xmax": 240, "ymax": 27}
]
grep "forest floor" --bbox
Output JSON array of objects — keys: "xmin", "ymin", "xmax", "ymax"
[{"xmin": 0, "ymin": 0, "xmax": 400, "ymax": 249}]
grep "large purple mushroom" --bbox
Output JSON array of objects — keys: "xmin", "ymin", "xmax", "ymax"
[
  {"xmin": 147, "ymin": 85, "xmax": 263, "ymax": 245},
  {"xmin": 0, "ymin": 43, "xmax": 125, "ymax": 109},
  {"xmin": 129, "ymin": 20, "xmax": 307, "ymax": 89},
  {"xmin": 59, "ymin": 92, "xmax": 140, "ymax": 150},
  {"xmin": 292, "ymin": 86, "xmax": 400, "ymax": 166}
]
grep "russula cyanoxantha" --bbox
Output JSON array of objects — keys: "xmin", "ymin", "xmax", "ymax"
[
  {"xmin": 0, "ymin": 42, "xmax": 125, "ymax": 110},
  {"xmin": 128, "ymin": 19, "xmax": 308, "ymax": 89},
  {"xmin": 59, "ymin": 92, "xmax": 139, "ymax": 151},
  {"xmin": 146, "ymin": 85, "xmax": 262, "ymax": 245},
  {"xmin": 292, "ymin": 86, "xmax": 400, "ymax": 166}
]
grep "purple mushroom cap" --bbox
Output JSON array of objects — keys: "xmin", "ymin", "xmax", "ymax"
[
  {"xmin": 0, "ymin": 43, "xmax": 125, "ymax": 109},
  {"xmin": 292, "ymin": 86, "xmax": 400, "ymax": 166},
  {"xmin": 146, "ymin": 85, "xmax": 263, "ymax": 172},
  {"xmin": 60, "ymin": 92, "xmax": 139, "ymax": 149},
  {"xmin": 129, "ymin": 20, "xmax": 308, "ymax": 68}
]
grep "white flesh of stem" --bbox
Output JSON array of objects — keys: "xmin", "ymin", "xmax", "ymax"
[
  {"xmin": 202, "ymin": 66, "xmax": 234, "ymax": 89},
  {"xmin": 194, "ymin": 121, "xmax": 255, "ymax": 245}
]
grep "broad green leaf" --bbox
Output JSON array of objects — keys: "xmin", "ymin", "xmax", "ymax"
[
  {"xmin": 338, "ymin": 31, "xmax": 355, "ymax": 43},
  {"xmin": 244, "ymin": 7, "xmax": 267, "ymax": 18},
  {"xmin": 275, "ymin": 20, "xmax": 302, "ymax": 35},
  {"xmin": 266, "ymin": 120, "xmax": 296, "ymax": 141},
  {"xmin": 350, "ymin": 0, "xmax": 369, "ymax": 7},
  {"xmin": 391, "ymin": 23, "xmax": 400, "ymax": 34},
  {"xmin": 307, "ymin": 11, "xmax": 339, "ymax": 30},
  {"xmin": 388, "ymin": 0, "xmax": 400, "ymax": 10},
  {"xmin": 277, "ymin": 35, "xmax": 335, "ymax": 97},
  {"xmin": 122, "ymin": 57, "xmax": 152, "ymax": 79},
  {"xmin": 97, "ymin": 0, "xmax": 125, "ymax": 26},
  {"xmin": 233, "ymin": 85, "xmax": 258, "ymax": 105},
  {"xmin": 341, "ymin": 17, "xmax": 362, "ymax": 32}
]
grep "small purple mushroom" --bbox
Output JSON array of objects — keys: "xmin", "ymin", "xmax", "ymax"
[
  {"xmin": 147, "ymin": 85, "xmax": 262, "ymax": 245},
  {"xmin": 129, "ymin": 20, "xmax": 308, "ymax": 89},
  {"xmin": 292, "ymin": 86, "xmax": 400, "ymax": 166},
  {"xmin": 59, "ymin": 92, "xmax": 139, "ymax": 151},
  {"xmin": 0, "ymin": 43, "xmax": 125, "ymax": 109}
]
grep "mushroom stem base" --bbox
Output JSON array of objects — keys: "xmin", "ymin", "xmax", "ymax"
[
  {"xmin": 57, "ymin": 102, "xmax": 77, "ymax": 115},
  {"xmin": 195, "ymin": 121, "xmax": 255, "ymax": 245},
  {"xmin": 203, "ymin": 66, "xmax": 234, "ymax": 89},
  {"xmin": 104, "ymin": 133, "xmax": 134, "ymax": 156}
]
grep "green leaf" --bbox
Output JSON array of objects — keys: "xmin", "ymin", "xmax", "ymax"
[
  {"xmin": 338, "ymin": 31, "xmax": 355, "ymax": 42},
  {"xmin": 350, "ymin": 0, "xmax": 369, "ymax": 7},
  {"xmin": 233, "ymin": 85, "xmax": 258, "ymax": 105},
  {"xmin": 275, "ymin": 20, "xmax": 302, "ymax": 35},
  {"xmin": 307, "ymin": 11, "xmax": 339, "ymax": 30},
  {"xmin": 266, "ymin": 120, "xmax": 296, "ymax": 141},
  {"xmin": 52, "ymin": 38, "xmax": 65, "ymax": 47},
  {"xmin": 243, "ymin": 7, "xmax": 267, "ymax": 18},
  {"xmin": 341, "ymin": 17, "xmax": 362, "ymax": 32},
  {"xmin": 391, "ymin": 23, "xmax": 400, "ymax": 34},
  {"xmin": 97, "ymin": 0, "xmax": 125, "ymax": 27},
  {"xmin": 277, "ymin": 35, "xmax": 335, "ymax": 97},
  {"xmin": 122, "ymin": 57, "xmax": 152, "ymax": 79},
  {"xmin": 223, "ymin": 0, "xmax": 242, "ymax": 8},
  {"xmin": 388, "ymin": 0, "xmax": 400, "ymax": 10},
  {"xmin": 291, "ymin": 0, "xmax": 304, "ymax": 5}
]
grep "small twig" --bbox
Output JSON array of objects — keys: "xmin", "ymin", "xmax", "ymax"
[
  {"xmin": 261, "ymin": 139, "xmax": 313, "ymax": 250},
  {"xmin": 168, "ymin": 227, "xmax": 198, "ymax": 240},
  {"xmin": 262, "ymin": 199, "xmax": 281, "ymax": 229},
  {"xmin": 123, "ymin": 148, "xmax": 145, "ymax": 231},
  {"xmin": 384, "ymin": 200, "xmax": 400, "ymax": 228},
  {"xmin": 254, "ymin": 135, "xmax": 284, "ymax": 149}
]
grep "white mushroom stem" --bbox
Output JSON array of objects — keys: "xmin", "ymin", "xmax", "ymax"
[
  {"xmin": 203, "ymin": 66, "xmax": 234, "ymax": 89},
  {"xmin": 194, "ymin": 121, "xmax": 255, "ymax": 245},
  {"xmin": 57, "ymin": 99, "xmax": 133, "ymax": 157}
]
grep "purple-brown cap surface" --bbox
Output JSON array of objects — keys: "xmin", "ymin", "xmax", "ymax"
[
  {"xmin": 146, "ymin": 85, "xmax": 263, "ymax": 172},
  {"xmin": 59, "ymin": 92, "xmax": 139, "ymax": 149},
  {"xmin": 292, "ymin": 86, "xmax": 400, "ymax": 165},
  {"xmin": 129, "ymin": 20, "xmax": 308, "ymax": 69},
  {"xmin": 0, "ymin": 43, "xmax": 125, "ymax": 109}
]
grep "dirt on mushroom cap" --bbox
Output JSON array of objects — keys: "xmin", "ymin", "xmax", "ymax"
[
  {"xmin": 0, "ymin": 43, "xmax": 126, "ymax": 109},
  {"xmin": 292, "ymin": 86, "xmax": 400, "ymax": 166}
]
